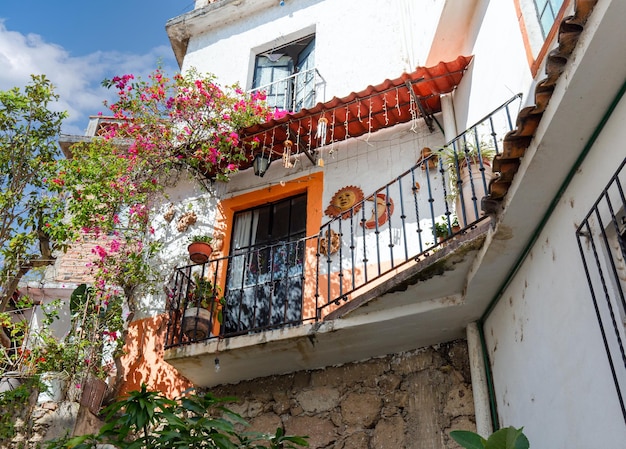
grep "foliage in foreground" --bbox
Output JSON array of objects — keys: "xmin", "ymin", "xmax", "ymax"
[
  {"xmin": 450, "ymin": 426, "xmax": 529, "ymax": 449},
  {"xmin": 1, "ymin": 67, "xmax": 280, "ymax": 391},
  {"xmin": 47, "ymin": 384, "xmax": 308, "ymax": 449},
  {"xmin": 0, "ymin": 376, "xmax": 43, "ymax": 443},
  {"xmin": 0, "ymin": 75, "xmax": 67, "ymax": 310}
]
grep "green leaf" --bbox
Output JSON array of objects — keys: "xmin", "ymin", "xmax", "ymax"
[
  {"xmin": 450, "ymin": 430, "xmax": 487, "ymax": 449},
  {"xmin": 485, "ymin": 427, "xmax": 528, "ymax": 449}
]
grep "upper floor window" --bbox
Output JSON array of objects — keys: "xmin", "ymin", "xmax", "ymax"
[
  {"xmin": 516, "ymin": 0, "xmax": 569, "ymax": 75},
  {"xmin": 534, "ymin": 0, "xmax": 565, "ymax": 38},
  {"xmin": 251, "ymin": 34, "xmax": 317, "ymax": 112}
]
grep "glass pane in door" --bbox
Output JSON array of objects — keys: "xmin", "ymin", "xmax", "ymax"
[{"xmin": 224, "ymin": 194, "xmax": 306, "ymax": 335}]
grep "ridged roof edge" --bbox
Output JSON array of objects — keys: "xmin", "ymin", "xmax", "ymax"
[{"xmin": 488, "ymin": 0, "xmax": 599, "ymax": 203}]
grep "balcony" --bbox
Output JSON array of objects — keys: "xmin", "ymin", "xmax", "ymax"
[
  {"xmin": 249, "ymin": 67, "xmax": 326, "ymax": 113},
  {"xmin": 163, "ymin": 95, "xmax": 522, "ymax": 386}
]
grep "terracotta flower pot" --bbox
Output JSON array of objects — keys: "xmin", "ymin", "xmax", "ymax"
[
  {"xmin": 182, "ymin": 307, "xmax": 212, "ymax": 340},
  {"xmin": 188, "ymin": 242, "xmax": 213, "ymax": 264}
]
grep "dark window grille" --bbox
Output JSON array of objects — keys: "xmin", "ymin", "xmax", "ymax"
[
  {"xmin": 225, "ymin": 194, "xmax": 307, "ymax": 335},
  {"xmin": 576, "ymin": 157, "xmax": 626, "ymax": 424}
]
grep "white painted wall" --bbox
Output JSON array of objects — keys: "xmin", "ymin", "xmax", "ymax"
[
  {"xmin": 182, "ymin": 0, "xmax": 444, "ymax": 100},
  {"xmin": 453, "ymin": 0, "xmax": 535, "ymax": 131},
  {"xmin": 152, "ymin": 0, "xmax": 537, "ymax": 315},
  {"xmin": 484, "ymin": 95, "xmax": 626, "ymax": 447},
  {"xmin": 180, "ymin": 0, "xmax": 536, "ymax": 142}
]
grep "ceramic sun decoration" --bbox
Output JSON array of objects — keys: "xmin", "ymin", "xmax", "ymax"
[{"xmin": 324, "ymin": 185, "xmax": 364, "ymax": 219}]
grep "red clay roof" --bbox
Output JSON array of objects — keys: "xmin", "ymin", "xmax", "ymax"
[{"xmin": 240, "ymin": 55, "xmax": 473, "ymax": 166}]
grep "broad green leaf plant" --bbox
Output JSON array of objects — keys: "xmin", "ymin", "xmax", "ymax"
[
  {"xmin": 47, "ymin": 384, "xmax": 309, "ymax": 449},
  {"xmin": 450, "ymin": 426, "xmax": 530, "ymax": 449}
]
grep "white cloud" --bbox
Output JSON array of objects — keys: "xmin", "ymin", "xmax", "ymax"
[{"xmin": 0, "ymin": 21, "xmax": 178, "ymax": 135}]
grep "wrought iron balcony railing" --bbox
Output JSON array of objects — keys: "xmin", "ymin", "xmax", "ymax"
[
  {"xmin": 164, "ymin": 94, "xmax": 523, "ymax": 348},
  {"xmin": 249, "ymin": 67, "xmax": 326, "ymax": 112}
]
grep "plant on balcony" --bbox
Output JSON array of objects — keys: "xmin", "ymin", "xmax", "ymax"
[
  {"xmin": 439, "ymin": 138, "xmax": 496, "ymax": 227},
  {"xmin": 440, "ymin": 139, "xmax": 496, "ymax": 192},
  {"xmin": 434, "ymin": 215, "xmax": 460, "ymax": 241},
  {"xmin": 187, "ymin": 274, "xmax": 222, "ymax": 309},
  {"xmin": 182, "ymin": 274, "xmax": 224, "ymax": 340},
  {"xmin": 188, "ymin": 234, "xmax": 214, "ymax": 264},
  {"xmin": 434, "ymin": 218, "xmax": 449, "ymax": 241}
]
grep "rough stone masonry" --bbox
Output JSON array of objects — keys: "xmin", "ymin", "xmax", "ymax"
[{"xmin": 211, "ymin": 339, "xmax": 476, "ymax": 449}]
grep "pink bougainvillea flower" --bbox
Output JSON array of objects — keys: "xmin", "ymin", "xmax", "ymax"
[{"xmin": 110, "ymin": 239, "xmax": 121, "ymax": 252}]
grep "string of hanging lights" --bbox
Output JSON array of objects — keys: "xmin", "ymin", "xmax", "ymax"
[{"xmin": 244, "ymin": 56, "xmax": 473, "ymax": 177}]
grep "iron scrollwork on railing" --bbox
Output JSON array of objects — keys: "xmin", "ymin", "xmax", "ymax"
[{"xmin": 165, "ymin": 95, "xmax": 523, "ymax": 348}]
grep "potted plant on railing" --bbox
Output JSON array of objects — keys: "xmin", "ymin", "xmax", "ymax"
[
  {"xmin": 440, "ymin": 139, "xmax": 496, "ymax": 228},
  {"xmin": 181, "ymin": 275, "xmax": 223, "ymax": 340},
  {"xmin": 434, "ymin": 215, "xmax": 461, "ymax": 242},
  {"xmin": 187, "ymin": 235, "xmax": 213, "ymax": 264},
  {"xmin": 434, "ymin": 219, "xmax": 449, "ymax": 242}
]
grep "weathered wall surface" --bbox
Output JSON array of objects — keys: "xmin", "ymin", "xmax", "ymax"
[
  {"xmin": 211, "ymin": 340, "xmax": 475, "ymax": 449},
  {"xmin": 5, "ymin": 340, "xmax": 472, "ymax": 447}
]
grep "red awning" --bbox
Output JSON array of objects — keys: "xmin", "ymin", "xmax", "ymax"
[{"xmin": 240, "ymin": 55, "xmax": 473, "ymax": 166}]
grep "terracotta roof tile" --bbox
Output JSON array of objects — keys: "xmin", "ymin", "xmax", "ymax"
[
  {"xmin": 239, "ymin": 56, "xmax": 473, "ymax": 168},
  {"xmin": 489, "ymin": 0, "xmax": 599, "ymax": 201}
]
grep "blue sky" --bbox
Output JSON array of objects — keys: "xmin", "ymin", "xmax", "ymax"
[{"xmin": 0, "ymin": 1, "xmax": 194, "ymax": 134}]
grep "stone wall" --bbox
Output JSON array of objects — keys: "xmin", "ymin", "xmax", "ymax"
[
  {"xmin": 212, "ymin": 340, "xmax": 475, "ymax": 449},
  {"xmin": 5, "ymin": 340, "xmax": 474, "ymax": 447},
  {"xmin": 3, "ymin": 382, "xmax": 103, "ymax": 448}
]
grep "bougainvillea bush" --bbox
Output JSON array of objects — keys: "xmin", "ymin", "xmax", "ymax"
[
  {"xmin": 51, "ymin": 68, "xmax": 281, "ymax": 311},
  {"xmin": 101, "ymin": 68, "xmax": 280, "ymax": 182},
  {"xmin": 3, "ymin": 68, "xmax": 281, "ymax": 389}
]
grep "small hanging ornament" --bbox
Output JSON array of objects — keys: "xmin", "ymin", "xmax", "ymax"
[
  {"xmin": 282, "ymin": 139, "xmax": 294, "ymax": 168},
  {"xmin": 316, "ymin": 117, "xmax": 328, "ymax": 146}
]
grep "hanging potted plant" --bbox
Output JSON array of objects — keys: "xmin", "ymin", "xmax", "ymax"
[
  {"xmin": 187, "ymin": 235, "xmax": 213, "ymax": 264},
  {"xmin": 181, "ymin": 275, "xmax": 223, "ymax": 340},
  {"xmin": 440, "ymin": 139, "xmax": 496, "ymax": 228}
]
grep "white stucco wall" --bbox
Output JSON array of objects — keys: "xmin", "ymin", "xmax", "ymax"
[
  {"xmin": 484, "ymin": 94, "xmax": 626, "ymax": 447},
  {"xmin": 453, "ymin": 0, "xmax": 535, "ymax": 131},
  {"xmin": 153, "ymin": 0, "xmax": 537, "ymax": 316},
  {"xmin": 179, "ymin": 0, "xmax": 536, "ymax": 140},
  {"xmin": 181, "ymin": 0, "xmax": 444, "ymax": 100}
]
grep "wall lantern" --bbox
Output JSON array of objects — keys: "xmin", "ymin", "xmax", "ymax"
[{"xmin": 253, "ymin": 153, "xmax": 271, "ymax": 177}]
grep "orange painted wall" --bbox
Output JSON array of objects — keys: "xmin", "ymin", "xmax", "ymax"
[
  {"xmin": 216, "ymin": 172, "xmax": 325, "ymax": 249},
  {"xmin": 119, "ymin": 314, "xmax": 192, "ymax": 398}
]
